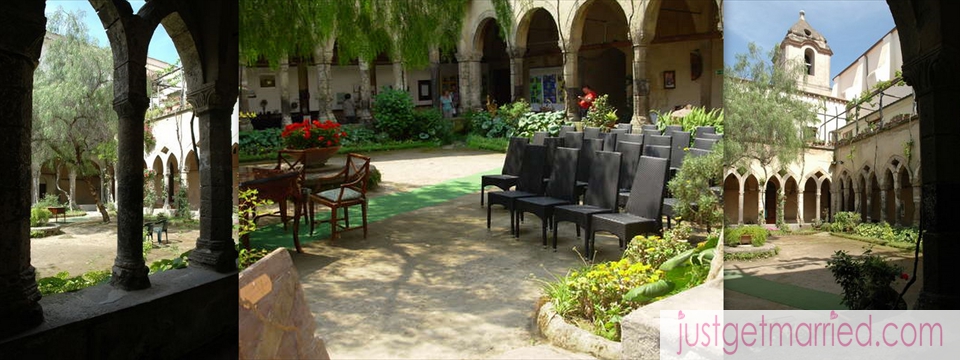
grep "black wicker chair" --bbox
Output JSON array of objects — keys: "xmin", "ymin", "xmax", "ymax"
[
  {"xmin": 562, "ymin": 131, "xmax": 583, "ymax": 149},
  {"xmin": 480, "ymin": 137, "xmax": 527, "ymax": 206},
  {"xmin": 616, "ymin": 123, "xmax": 633, "ymax": 133},
  {"xmin": 664, "ymin": 125, "xmax": 684, "ymax": 134},
  {"xmin": 669, "ymin": 131, "xmax": 692, "ymax": 178},
  {"xmin": 552, "ymin": 151, "xmax": 621, "ymax": 251},
  {"xmin": 641, "ymin": 128, "xmax": 661, "ymax": 137},
  {"xmin": 588, "ymin": 155, "xmax": 669, "ymax": 259},
  {"xmin": 575, "ymin": 138, "xmax": 604, "ymax": 199},
  {"xmin": 692, "ymin": 137, "xmax": 719, "ymax": 151},
  {"xmin": 532, "ymin": 131, "xmax": 548, "ymax": 145},
  {"xmin": 559, "ymin": 125, "xmax": 576, "ymax": 139},
  {"xmin": 641, "ymin": 124, "xmax": 658, "ymax": 132},
  {"xmin": 616, "ymin": 141, "xmax": 643, "ymax": 207},
  {"xmin": 486, "ymin": 145, "xmax": 547, "ymax": 234},
  {"xmin": 615, "ymin": 134, "xmax": 644, "ymax": 151},
  {"xmin": 699, "ymin": 132, "xmax": 723, "ymax": 141},
  {"xmin": 603, "ymin": 128, "xmax": 628, "ymax": 152},
  {"xmin": 694, "ymin": 126, "xmax": 716, "ymax": 139},
  {"xmin": 583, "ymin": 126, "xmax": 602, "ymax": 140},
  {"xmin": 514, "ymin": 147, "xmax": 581, "ymax": 246}
]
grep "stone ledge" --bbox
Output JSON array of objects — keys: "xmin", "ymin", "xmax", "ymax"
[
  {"xmin": 538, "ymin": 301, "xmax": 621, "ymax": 360},
  {"xmin": 620, "ymin": 280, "xmax": 723, "ymax": 360},
  {"xmin": 0, "ymin": 267, "xmax": 238, "ymax": 359},
  {"xmin": 724, "ymin": 242, "xmax": 779, "ymax": 260}
]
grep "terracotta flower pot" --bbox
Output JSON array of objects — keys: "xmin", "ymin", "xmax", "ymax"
[
  {"xmin": 739, "ymin": 234, "xmax": 752, "ymax": 246},
  {"xmin": 281, "ymin": 146, "xmax": 341, "ymax": 169}
]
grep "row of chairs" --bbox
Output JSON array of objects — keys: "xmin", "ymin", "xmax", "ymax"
[{"xmin": 481, "ymin": 126, "xmax": 720, "ymax": 258}]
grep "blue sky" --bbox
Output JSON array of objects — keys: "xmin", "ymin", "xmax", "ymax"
[
  {"xmin": 724, "ymin": 0, "xmax": 895, "ymax": 84},
  {"xmin": 47, "ymin": 1, "xmax": 179, "ymax": 64}
]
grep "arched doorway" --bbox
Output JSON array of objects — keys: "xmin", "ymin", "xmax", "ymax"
[
  {"xmin": 765, "ymin": 177, "xmax": 781, "ymax": 224},
  {"xmin": 744, "ymin": 175, "xmax": 760, "ymax": 224},
  {"xmin": 574, "ymin": 0, "xmax": 629, "ymax": 121},
  {"xmin": 884, "ymin": 169, "xmax": 896, "ymax": 224},
  {"xmin": 857, "ymin": 174, "xmax": 868, "ymax": 222},
  {"xmin": 723, "ymin": 174, "xmax": 739, "ymax": 224},
  {"xmin": 870, "ymin": 173, "xmax": 881, "ymax": 222},
  {"xmin": 167, "ymin": 154, "xmax": 179, "ymax": 208},
  {"xmin": 783, "ymin": 177, "xmax": 799, "ymax": 223},
  {"xmin": 821, "ymin": 179, "xmax": 832, "ymax": 222},
  {"xmin": 185, "ymin": 150, "xmax": 200, "ymax": 210},
  {"xmin": 477, "ymin": 18, "xmax": 510, "ymax": 107},
  {"xmin": 899, "ymin": 170, "xmax": 914, "ymax": 226},
  {"xmin": 803, "ymin": 178, "xmax": 817, "ymax": 223},
  {"xmin": 517, "ymin": 8, "xmax": 562, "ymax": 111},
  {"xmin": 151, "ymin": 156, "xmax": 164, "ymax": 209}
]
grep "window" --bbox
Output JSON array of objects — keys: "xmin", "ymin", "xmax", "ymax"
[{"xmin": 804, "ymin": 48, "xmax": 815, "ymax": 76}]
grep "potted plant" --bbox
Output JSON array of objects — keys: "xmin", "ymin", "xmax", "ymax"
[{"xmin": 279, "ymin": 119, "xmax": 347, "ymax": 168}]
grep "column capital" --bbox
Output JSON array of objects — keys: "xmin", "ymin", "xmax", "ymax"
[
  {"xmin": 456, "ymin": 52, "xmax": 481, "ymax": 63},
  {"xmin": 112, "ymin": 95, "xmax": 150, "ymax": 118},
  {"xmin": 901, "ymin": 45, "xmax": 960, "ymax": 96},
  {"xmin": 507, "ymin": 46, "xmax": 526, "ymax": 59},
  {"xmin": 187, "ymin": 82, "xmax": 238, "ymax": 115}
]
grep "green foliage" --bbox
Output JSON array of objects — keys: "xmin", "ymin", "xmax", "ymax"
[
  {"xmin": 36, "ymin": 194, "xmax": 65, "ymax": 208},
  {"xmin": 339, "ymin": 124, "xmax": 388, "ymax": 146},
  {"xmin": 850, "ymin": 222, "xmax": 919, "ymax": 245},
  {"xmin": 659, "ymin": 107, "xmax": 724, "ymax": 134},
  {"xmin": 238, "ymin": 243, "xmax": 271, "ymax": 270},
  {"xmin": 724, "ymin": 246, "xmax": 780, "ymax": 261},
  {"xmin": 663, "ymin": 222, "xmax": 694, "ymax": 243},
  {"xmin": 583, "ymin": 94, "xmax": 617, "ymax": 129},
  {"xmin": 368, "ymin": 167, "xmax": 382, "ymax": 190},
  {"xmin": 412, "ymin": 107, "xmax": 453, "ymax": 143},
  {"xmin": 174, "ymin": 179, "xmax": 191, "ymax": 220},
  {"xmin": 667, "ymin": 141, "xmax": 723, "ymax": 227},
  {"xmin": 238, "ymin": 188, "xmax": 273, "ymax": 237},
  {"xmin": 725, "ymin": 225, "xmax": 769, "ymax": 247},
  {"xmin": 724, "ymin": 42, "xmax": 817, "ymax": 177},
  {"xmin": 37, "ymin": 270, "xmax": 111, "ymax": 296},
  {"xmin": 497, "ymin": 99, "xmax": 531, "ymax": 128},
  {"xmin": 149, "ymin": 250, "xmax": 191, "ymax": 274},
  {"xmin": 468, "ymin": 110, "xmax": 515, "ymax": 138},
  {"xmin": 827, "ymin": 250, "xmax": 907, "ymax": 310},
  {"xmin": 829, "ymin": 211, "xmax": 862, "ymax": 233},
  {"xmin": 373, "ymin": 87, "xmax": 419, "ymax": 140},
  {"xmin": 239, "ymin": 128, "xmax": 283, "ymax": 156},
  {"xmin": 30, "ymin": 207, "xmax": 52, "ymax": 227},
  {"xmin": 623, "ymin": 235, "xmax": 692, "ymax": 269},
  {"xmin": 466, "ymin": 134, "xmax": 510, "ymax": 152},
  {"xmin": 514, "ymin": 111, "xmax": 566, "ymax": 138}
]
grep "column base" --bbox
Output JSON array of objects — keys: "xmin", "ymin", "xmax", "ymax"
[
  {"xmin": 630, "ymin": 114, "xmax": 651, "ymax": 127},
  {"xmin": 0, "ymin": 266, "xmax": 44, "ymax": 337},
  {"xmin": 189, "ymin": 239, "xmax": 238, "ymax": 273},
  {"xmin": 914, "ymin": 291, "xmax": 960, "ymax": 310},
  {"xmin": 111, "ymin": 261, "xmax": 150, "ymax": 291}
]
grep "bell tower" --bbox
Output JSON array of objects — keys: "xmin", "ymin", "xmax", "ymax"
[{"xmin": 780, "ymin": 10, "xmax": 833, "ymax": 96}]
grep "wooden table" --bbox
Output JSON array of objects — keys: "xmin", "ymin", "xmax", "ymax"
[
  {"xmin": 47, "ymin": 207, "xmax": 66, "ymax": 223},
  {"xmin": 239, "ymin": 170, "xmax": 304, "ymax": 253}
]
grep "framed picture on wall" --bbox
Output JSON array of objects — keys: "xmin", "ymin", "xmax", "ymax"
[
  {"xmin": 260, "ymin": 75, "xmax": 275, "ymax": 88},
  {"xmin": 418, "ymin": 80, "xmax": 432, "ymax": 101},
  {"xmin": 663, "ymin": 71, "xmax": 676, "ymax": 89}
]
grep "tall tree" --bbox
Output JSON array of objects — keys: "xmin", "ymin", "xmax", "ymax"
[
  {"xmin": 724, "ymin": 42, "xmax": 818, "ymax": 223},
  {"xmin": 33, "ymin": 8, "xmax": 116, "ymax": 222},
  {"xmin": 240, "ymin": 0, "xmax": 512, "ymax": 68}
]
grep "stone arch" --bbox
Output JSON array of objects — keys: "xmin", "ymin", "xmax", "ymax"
[
  {"xmin": 166, "ymin": 153, "xmax": 180, "ymax": 208},
  {"xmin": 514, "ymin": 7, "xmax": 562, "ymax": 107},
  {"xmin": 803, "ymin": 167, "xmax": 830, "ymax": 187},
  {"xmin": 470, "ymin": 15, "xmax": 511, "ymax": 106},
  {"xmin": 570, "ymin": 0, "xmax": 631, "ymax": 121},
  {"xmin": 802, "ymin": 177, "xmax": 817, "ymax": 223},
  {"xmin": 185, "ymin": 149, "xmax": 200, "ymax": 210},
  {"xmin": 470, "ymin": 11, "xmax": 500, "ymax": 55},
  {"xmin": 885, "ymin": 154, "xmax": 908, "ymax": 176},
  {"xmin": 723, "ymin": 173, "xmax": 739, "ymax": 224},
  {"xmin": 783, "ymin": 176, "xmax": 799, "ymax": 223},
  {"xmin": 764, "ymin": 176, "xmax": 782, "ymax": 224},
  {"xmin": 514, "ymin": 6, "xmax": 560, "ymax": 50},
  {"xmin": 150, "ymin": 155, "xmax": 164, "ymax": 208},
  {"xmin": 744, "ymin": 174, "xmax": 760, "ymax": 224},
  {"xmin": 820, "ymin": 178, "xmax": 832, "ymax": 222},
  {"xmin": 804, "ymin": 47, "xmax": 815, "ymax": 75},
  {"xmin": 899, "ymin": 168, "xmax": 915, "ymax": 226}
]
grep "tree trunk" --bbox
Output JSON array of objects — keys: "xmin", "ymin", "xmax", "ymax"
[{"xmin": 84, "ymin": 177, "xmax": 109, "ymax": 223}]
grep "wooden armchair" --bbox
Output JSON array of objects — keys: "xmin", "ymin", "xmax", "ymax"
[{"xmin": 308, "ymin": 153, "xmax": 372, "ymax": 240}]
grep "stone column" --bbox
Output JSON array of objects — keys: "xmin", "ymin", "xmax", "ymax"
[
  {"xmin": 698, "ymin": 41, "xmax": 713, "ymax": 109},
  {"xmin": 815, "ymin": 190, "xmax": 822, "ymax": 223},
  {"xmin": 508, "ymin": 46, "xmax": 526, "ymax": 102},
  {"xmin": 758, "ymin": 185, "xmax": 766, "ymax": 224},
  {"xmin": 31, "ymin": 163, "xmax": 40, "ymax": 204},
  {"xmin": 865, "ymin": 186, "xmax": 873, "ymax": 222},
  {"xmin": 853, "ymin": 190, "xmax": 862, "ymax": 220},
  {"xmin": 393, "ymin": 60, "xmax": 407, "ymax": 91},
  {"xmin": 797, "ymin": 190, "xmax": 804, "ymax": 225},
  {"xmin": 278, "ymin": 60, "xmax": 292, "ymax": 126},
  {"xmin": 630, "ymin": 43, "xmax": 650, "ymax": 125},
  {"xmin": 314, "ymin": 48, "xmax": 335, "ymax": 120},
  {"xmin": 561, "ymin": 48, "xmax": 580, "ymax": 120},
  {"xmin": 893, "ymin": 180, "xmax": 903, "ymax": 226},
  {"xmin": 188, "ymin": 83, "xmax": 239, "ymax": 273},
  {"xmin": 738, "ymin": 190, "xmax": 744, "ymax": 225},
  {"xmin": 358, "ymin": 60, "xmax": 373, "ymax": 124},
  {"xmin": 842, "ymin": 187, "xmax": 849, "ymax": 212},
  {"xmin": 162, "ymin": 165, "xmax": 171, "ymax": 210},
  {"xmin": 878, "ymin": 186, "xmax": 888, "ymax": 224},
  {"xmin": 0, "ymin": 1, "xmax": 45, "ymax": 335},
  {"xmin": 112, "ymin": 96, "xmax": 151, "ymax": 290},
  {"xmin": 429, "ymin": 48, "xmax": 441, "ymax": 109},
  {"xmin": 68, "ymin": 167, "xmax": 77, "ymax": 209},
  {"xmin": 913, "ymin": 185, "xmax": 921, "ymax": 225},
  {"xmin": 457, "ymin": 52, "xmax": 481, "ymax": 111}
]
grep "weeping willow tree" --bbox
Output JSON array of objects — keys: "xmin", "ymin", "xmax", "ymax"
[
  {"xmin": 240, "ymin": 0, "xmax": 513, "ymax": 68},
  {"xmin": 33, "ymin": 8, "xmax": 117, "ymax": 222}
]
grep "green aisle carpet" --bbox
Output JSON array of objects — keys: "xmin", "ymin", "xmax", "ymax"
[
  {"xmin": 246, "ymin": 168, "xmax": 500, "ymax": 250},
  {"xmin": 725, "ymin": 269, "xmax": 848, "ymax": 310}
]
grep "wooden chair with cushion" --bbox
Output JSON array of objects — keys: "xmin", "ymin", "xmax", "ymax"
[{"xmin": 308, "ymin": 153, "xmax": 372, "ymax": 240}]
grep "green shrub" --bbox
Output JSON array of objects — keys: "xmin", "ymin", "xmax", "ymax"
[
  {"xmin": 36, "ymin": 193, "xmax": 64, "ymax": 208},
  {"xmin": 373, "ymin": 87, "xmax": 417, "ymax": 140},
  {"xmin": 830, "ymin": 211, "xmax": 861, "ymax": 232},
  {"xmin": 468, "ymin": 109, "xmax": 516, "ymax": 138},
  {"xmin": 497, "ymin": 98, "xmax": 531, "ymax": 128},
  {"xmin": 339, "ymin": 124, "xmax": 385, "ymax": 146},
  {"xmin": 30, "ymin": 207, "xmax": 52, "ymax": 227},
  {"xmin": 368, "ymin": 167, "xmax": 382, "ymax": 190},
  {"xmin": 583, "ymin": 94, "xmax": 618, "ymax": 129},
  {"xmin": 827, "ymin": 250, "xmax": 907, "ymax": 310},
  {"xmin": 725, "ymin": 225, "xmax": 769, "ymax": 247},
  {"xmin": 663, "ymin": 222, "xmax": 693, "ymax": 242},
  {"xmin": 514, "ymin": 111, "xmax": 566, "ymax": 138},
  {"xmin": 623, "ymin": 235, "xmax": 692, "ymax": 269},
  {"xmin": 667, "ymin": 141, "xmax": 723, "ymax": 227},
  {"xmin": 237, "ymin": 243, "xmax": 270, "ymax": 269},
  {"xmin": 239, "ymin": 128, "xmax": 283, "ymax": 156},
  {"xmin": 657, "ymin": 106, "xmax": 724, "ymax": 134},
  {"xmin": 37, "ymin": 270, "xmax": 111, "ymax": 295},
  {"xmin": 466, "ymin": 134, "xmax": 509, "ymax": 152},
  {"xmin": 412, "ymin": 107, "xmax": 453, "ymax": 143}
]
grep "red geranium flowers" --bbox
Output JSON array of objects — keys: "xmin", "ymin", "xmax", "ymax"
[{"xmin": 280, "ymin": 120, "xmax": 347, "ymax": 149}]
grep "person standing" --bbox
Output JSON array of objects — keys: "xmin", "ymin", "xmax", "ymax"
[
  {"xmin": 440, "ymin": 90, "xmax": 454, "ymax": 118},
  {"xmin": 578, "ymin": 85, "xmax": 597, "ymax": 118},
  {"xmin": 341, "ymin": 93, "xmax": 356, "ymax": 123}
]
